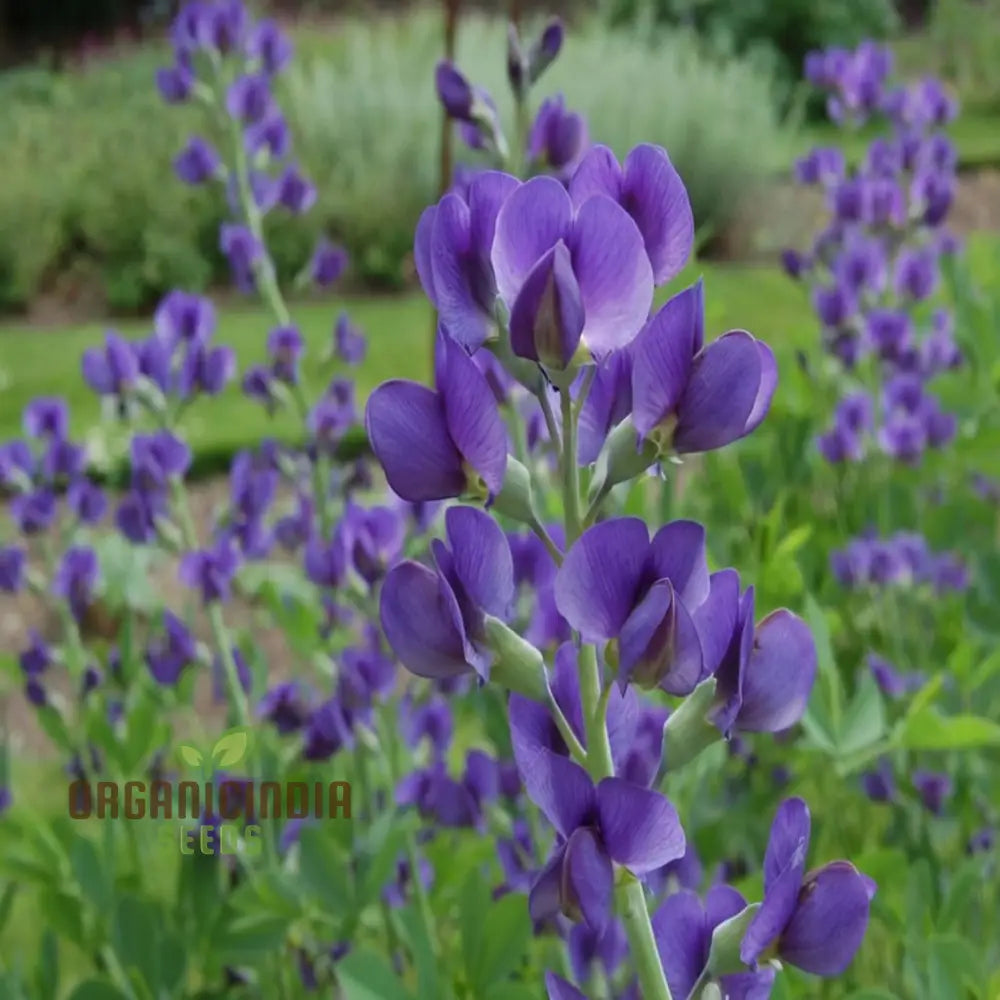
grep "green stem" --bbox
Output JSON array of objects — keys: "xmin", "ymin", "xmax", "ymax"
[
  {"xmin": 578, "ymin": 645, "xmax": 613, "ymax": 781},
  {"xmin": 560, "ymin": 387, "xmax": 581, "ymax": 544},
  {"xmin": 537, "ymin": 386, "xmax": 561, "ymax": 460},
  {"xmin": 529, "ymin": 517, "xmax": 563, "ymax": 565},
  {"xmin": 170, "ymin": 480, "xmax": 249, "ymax": 726},
  {"xmin": 617, "ymin": 877, "xmax": 673, "ymax": 1000}
]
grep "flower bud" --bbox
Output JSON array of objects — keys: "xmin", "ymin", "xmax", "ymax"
[
  {"xmin": 662, "ymin": 677, "xmax": 723, "ymax": 770},
  {"xmin": 590, "ymin": 416, "xmax": 659, "ymax": 501},
  {"xmin": 482, "ymin": 616, "xmax": 547, "ymax": 701},
  {"xmin": 528, "ymin": 19, "xmax": 563, "ymax": 85},
  {"xmin": 707, "ymin": 903, "xmax": 762, "ymax": 977},
  {"xmin": 489, "ymin": 457, "xmax": 539, "ymax": 526}
]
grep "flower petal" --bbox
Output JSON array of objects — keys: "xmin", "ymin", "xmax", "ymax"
[
  {"xmin": 596, "ymin": 777, "xmax": 685, "ymax": 874},
  {"xmin": 365, "ymin": 381, "xmax": 464, "ymax": 501},
  {"xmin": 622, "ymin": 144, "xmax": 694, "ymax": 285},
  {"xmin": 567, "ymin": 144, "xmax": 623, "ymax": 206},
  {"xmin": 554, "ymin": 518, "xmax": 650, "ymax": 641},
  {"xmin": 379, "ymin": 561, "xmax": 470, "ymax": 679},
  {"xmin": 439, "ymin": 336, "xmax": 508, "ymax": 496},
  {"xmin": 744, "ymin": 341, "xmax": 777, "ymax": 436},
  {"xmin": 518, "ymin": 746, "xmax": 595, "ymax": 838},
  {"xmin": 779, "ymin": 862, "xmax": 874, "ymax": 975},
  {"xmin": 649, "ymin": 519, "xmax": 710, "ymax": 608},
  {"xmin": 492, "ymin": 175, "xmax": 573, "ymax": 308},
  {"xmin": 565, "ymin": 827, "xmax": 614, "ymax": 931},
  {"xmin": 551, "ymin": 642, "xmax": 586, "ymax": 744},
  {"xmin": 530, "ymin": 847, "xmax": 566, "ymax": 925},
  {"xmin": 651, "ymin": 890, "xmax": 709, "ymax": 1000},
  {"xmin": 693, "ymin": 569, "xmax": 741, "ymax": 680},
  {"xmin": 468, "ymin": 170, "xmax": 520, "ymax": 260},
  {"xmin": 445, "ymin": 505, "xmax": 514, "ymax": 619},
  {"xmin": 578, "ymin": 349, "xmax": 632, "ymax": 465},
  {"xmin": 545, "ymin": 972, "xmax": 589, "ymax": 1000},
  {"xmin": 631, "ymin": 282, "xmax": 702, "ymax": 439},
  {"xmin": 414, "ymin": 205, "xmax": 438, "ymax": 305},
  {"xmin": 568, "ymin": 194, "xmax": 654, "ymax": 357},
  {"xmin": 737, "ymin": 610, "xmax": 817, "ymax": 733},
  {"xmin": 706, "ymin": 884, "xmax": 748, "ymax": 932},
  {"xmin": 741, "ymin": 797, "xmax": 810, "ymax": 966},
  {"xmin": 674, "ymin": 332, "xmax": 765, "ymax": 454}
]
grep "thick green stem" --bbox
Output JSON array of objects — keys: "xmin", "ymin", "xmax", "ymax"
[
  {"xmin": 617, "ymin": 877, "xmax": 674, "ymax": 1000},
  {"xmin": 578, "ymin": 645, "xmax": 613, "ymax": 780}
]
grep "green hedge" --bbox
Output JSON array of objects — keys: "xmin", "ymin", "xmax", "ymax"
[{"xmin": 0, "ymin": 12, "xmax": 793, "ymax": 313}]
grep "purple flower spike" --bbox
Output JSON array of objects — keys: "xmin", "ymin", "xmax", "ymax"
[
  {"xmin": 414, "ymin": 171, "xmax": 519, "ymax": 350},
  {"xmin": 379, "ymin": 505, "xmax": 513, "ymax": 682},
  {"xmin": 493, "ymin": 175, "xmax": 653, "ymax": 361},
  {"xmin": 521, "ymin": 749, "xmax": 684, "ymax": 931},
  {"xmin": 741, "ymin": 798, "xmax": 874, "ymax": 977},
  {"xmin": 631, "ymin": 282, "xmax": 777, "ymax": 455},
  {"xmin": 555, "ymin": 517, "xmax": 709, "ymax": 693},
  {"xmin": 156, "ymin": 63, "xmax": 194, "ymax": 103},
  {"xmin": 365, "ymin": 333, "xmax": 507, "ymax": 503},
  {"xmin": 569, "ymin": 143, "xmax": 693, "ymax": 286}
]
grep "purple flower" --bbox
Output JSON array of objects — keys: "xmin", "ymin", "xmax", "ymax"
[
  {"xmin": 894, "ymin": 248, "xmax": 938, "ymax": 301},
  {"xmin": 568, "ymin": 921, "xmax": 628, "ymax": 986},
  {"xmin": 52, "ymin": 546, "xmax": 100, "ymax": 622},
  {"xmin": 700, "ymin": 570, "xmax": 817, "ymax": 734},
  {"xmin": 311, "ymin": 241, "xmax": 348, "ymax": 288},
  {"xmin": 365, "ymin": 333, "xmax": 507, "ymax": 502},
  {"xmin": 861, "ymin": 758, "xmax": 896, "ymax": 803},
  {"xmin": 309, "ymin": 380, "xmax": 356, "ymax": 451},
  {"xmin": 866, "ymin": 309, "xmax": 911, "ymax": 362},
  {"xmin": 912, "ymin": 769, "xmax": 952, "ymax": 815},
  {"xmin": 12, "ymin": 489, "xmax": 57, "ymax": 535},
  {"xmin": 132, "ymin": 431, "xmax": 191, "ymax": 491},
  {"xmin": 528, "ymin": 94, "xmax": 589, "ymax": 178},
  {"xmin": 155, "ymin": 290, "xmax": 218, "ymax": 349},
  {"xmin": 812, "ymin": 284, "xmax": 855, "ymax": 328},
  {"xmin": 569, "ymin": 144, "xmax": 693, "ymax": 287},
  {"xmin": 267, "ymin": 324, "xmax": 304, "ymax": 384},
  {"xmin": 179, "ymin": 540, "xmax": 241, "ymax": 603},
  {"xmin": 146, "ymin": 611, "xmax": 197, "ymax": 685},
  {"xmin": 226, "ymin": 73, "xmax": 272, "ymax": 124},
  {"xmin": 402, "ymin": 697, "xmax": 453, "ymax": 758},
  {"xmin": 19, "ymin": 629, "xmax": 51, "ymax": 676},
  {"xmin": 246, "ymin": 112, "xmax": 291, "ymax": 158},
  {"xmin": 379, "ymin": 505, "xmax": 513, "ymax": 682},
  {"xmin": 435, "ymin": 61, "xmax": 476, "ymax": 121},
  {"xmin": 156, "ymin": 63, "xmax": 194, "ymax": 103},
  {"xmin": 631, "ymin": 281, "xmax": 777, "ymax": 455},
  {"xmin": 545, "ymin": 973, "xmax": 587, "ymax": 1000},
  {"xmin": 178, "ymin": 342, "xmax": 235, "ymax": 396},
  {"xmin": 653, "ymin": 886, "xmax": 776, "ymax": 999},
  {"xmin": 246, "ymin": 18, "xmax": 293, "ymax": 76},
  {"xmin": 555, "ymin": 518, "xmax": 708, "ymax": 693},
  {"xmin": 41, "ymin": 439, "xmax": 85, "ymax": 482},
  {"xmin": 174, "ymin": 136, "xmax": 221, "ymax": 185},
  {"xmin": 276, "ymin": 164, "xmax": 317, "ymax": 215},
  {"xmin": 220, "ymin": 223, "xmax": 263, "ymax": 288},
  {"xmin": 510, "ymin": 642, "xmax": 645, "ymax": 778},
  {"xmin": 741, "ymin": 798, "xmax": 875, "ymax": 975},
  {"xmin": 23, "ymin": 398, "xmax": 68, "ymax": 440},
  {"xmin": 521, "ymin": 749, "xmax": 684, "ymax": 931},
  {"xmin": 82, "ymin": 332, "xmax": 139, "ymax": 397},
  {"xmin": 0, "ymin": 440, "xmax": 33, "ymax": 490},
  {"xmin": 67, "ymin": 479, "xmax": 107, "ymax": 525},
  {"xmin": 341, "ymin": 502, "xmax": 405, "ymax": 585},
  {"xmin": 492, "ymin": 173, "xmax": 654, "ymax": 364},
  {"xmin": 259, "ymin": 681, "xmax": 310, "ymax": 734},
  {"xmin": 817, "ymin": 423, "xmax": 862, "ymax": 464},
  {"xmin": 116, "ymin": 489, "xmax": 165, "ymax": 545},
  {"xmin": 303, "ymin": 697, "xmax": 354, "ymax": 760},
  {"xmin": 868, "ymin": 654, "xmax": 923, "ymax": 699},
  {"xmin": 304, "ymin": 531, "xmax": 348, "ymax": 589},
  {"xmin": 332, "ymin": 312, "xmax": 365, "ymax": 365},
  {"xmin": 794, "ymin": 147, "xmax": 845, "ymax": 186},
  {"xmin": 0, "ymin": 546, "xmax": 27, "ymax": 592},
  {"xmin": 414, "ymin": 171, "xmax": 519, "ymax": 350}
]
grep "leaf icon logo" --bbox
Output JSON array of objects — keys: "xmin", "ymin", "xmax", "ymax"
[
  {"xmin": 212, "ymin": 729, "xmax": 249, "ymax": 767},
  {"xmin": 178, "ymin": 745, "xmax": 204, "ymax": 769}
]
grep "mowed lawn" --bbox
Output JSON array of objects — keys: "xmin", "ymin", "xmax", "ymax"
[{"xmin": 2, "ymin": 233, "xmax": 998, "ymax": 466}]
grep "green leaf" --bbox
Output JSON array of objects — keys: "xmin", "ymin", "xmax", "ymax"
[
  {"xmin": 297, "ymin": 826, "xmax": 353, "ymax": 915},
  {"xmin": 897, "ymin": 708, "xmax": 1000, "ymax": 750},
  {"xmin": 938, "ymin": 859, "xmax": 986, "ymax": 932},
  {"xmin": 178, "ymin": 745, "xmax": 203, "ymax": 768},
  {"xmin": 928, "ymin": 934, "xmax": 984, "ymax": 997},
  {"xmin": 395, "ymin": 905, "xmax": 441, "ymax": 1000},
  {"xmin": 65, "ymin": 982, "xmax": 131, "ymax": 1000},
  {"xmin": 213, "ymin": 911, "xmax": 291, "ymax": 965},
  {"xmin": 69, "ymin": 833, "xmax": 109, "ymax": 914},
  {"xmin": 707, "ymin": 903, "xmax": 760, "ymax": 976},
  {"xmin": 34, "ymin": 929, "xmax": 59, "ymax": 1000},
  {"xmin": 337, "ymin": 948, "xmax": 413, "ymax": 1000},
  {"xmin": 211, "ymin": 729, "xmax": 249, "ymax": 767},
  {"xmin": 843, "ymin": 991, "xmax": 900, "ymax": 1000},
  {"xmin": 468, "ymin": 892, "xmax": 532, "ymax": 989},
  {"xmin": 460, "ymin": 872, "xmax": 488, "ymax": 989},
  {"xmin": 838, "ymin": 671, "xmax": 886, "ymax": 756}
]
